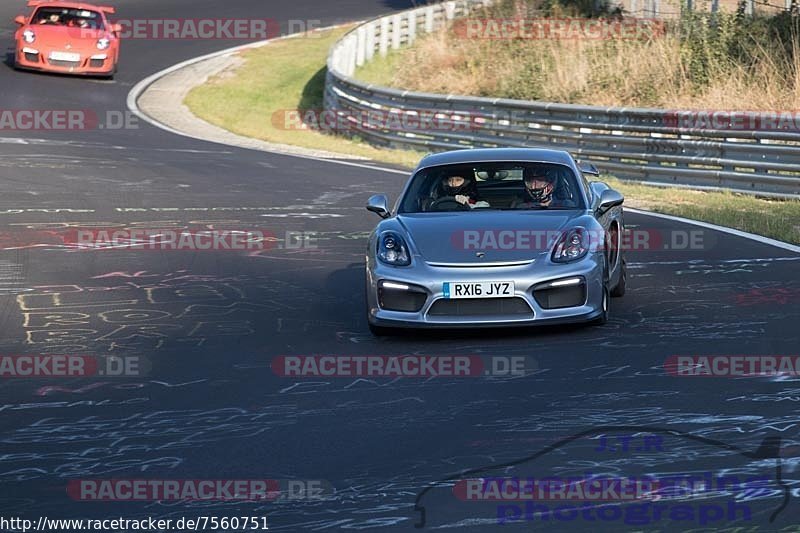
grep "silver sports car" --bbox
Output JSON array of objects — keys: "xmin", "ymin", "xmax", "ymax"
[{"xmin": 365, "ymin": 148, "xmax": 626, "ymax": 335}]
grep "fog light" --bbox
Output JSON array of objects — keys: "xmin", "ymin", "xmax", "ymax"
[
  {"xmin": 378, "ymin": 280, "xmax": 427, "ymax": 312},
  {"xmin": 533, "ymin": 277, "xmax": 587, "ymax": 309}
]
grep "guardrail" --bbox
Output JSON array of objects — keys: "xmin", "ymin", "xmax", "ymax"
[{"xmin": 324, "ymin": 0, "xmax": 800, "ymax": 198}]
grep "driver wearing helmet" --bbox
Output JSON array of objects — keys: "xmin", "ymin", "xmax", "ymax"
[
  {"xmin": 511, "ymin": 168, "xmax": 559, "ymax": 208},
  {"xmin": 39, "ymin": 13, "xmax": 61, "ymax": 25},
  {"xmin": 426, "ymin": 173, "xmax": 489, "ymax": 210}
]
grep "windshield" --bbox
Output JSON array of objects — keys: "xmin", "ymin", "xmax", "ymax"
[
  {"xmin": 398, "ymin": 161, "xmax": 585, "ymax": 213},
  {"xmin": 32, "ymin": 7, "xmax": 105, "ymax": 30}
]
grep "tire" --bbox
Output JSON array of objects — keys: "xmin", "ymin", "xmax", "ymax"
[
  {"xmin": 593, "ymin": 284, "xmax": 609, "ymax": 326},
  {"xmin": 592, "ymin": 255, "xmax": 610, "ymax": 326},
  {"xmin": 610, "ymin": 257, "xmax": 627, "ymax": 297}
]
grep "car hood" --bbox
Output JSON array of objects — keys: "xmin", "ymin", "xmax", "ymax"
[
  {"xmin": 25, "ymin": 25, "xmax": 107, "ymax": 48},
  {"xmin": 397, "ymin": 210, "xmax": 586, "ymax": 264}
]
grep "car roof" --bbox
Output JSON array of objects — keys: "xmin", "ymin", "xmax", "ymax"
[
  {"xmin": 415, "ymin": 148, "xmax": 576, "ymax": 170},
  {"xmin": 30, "ymin": 1, "xmax": 109, "ymax": 12}
]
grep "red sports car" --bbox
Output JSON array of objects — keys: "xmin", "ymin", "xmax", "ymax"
[{"xmin": 13, "ymin": 1, "xmax": 121, "ymax": 78}]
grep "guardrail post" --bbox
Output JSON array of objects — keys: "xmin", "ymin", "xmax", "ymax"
[
  {"xmin": 445, "ymin": 1, "xmax": 457, "ymax": 19},
  {"xmin": 355, "ymin": 25, "xmax": 366, "ymax": 67},
  {"xmin": 408, "ymin": 11, "xmax": 417, "ymax": 44},
  {"xmin": 365, "ymin": 21, "xmax": 376, "ymax": 61},
  {"xmin": 346, "ymin": 34, "xmax": 357, "ymax": 76},
  {"xmin": 425, "ymin": 6, "xmax": 435, "ymax": 33},
  {"xmin": 391, "ymin": 14, "xmax": 402, "ymax": 49},
  {"xmin": 379, "ymin": 17, "xmax": 389, "ymax": 56}
]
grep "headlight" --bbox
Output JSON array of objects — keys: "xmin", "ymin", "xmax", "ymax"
[
  {"xmin": 377, "ymin": 232, "xmax": 411, "ymax": 266},
  {"xmin": 552, "ymin": 227, "xmax": 589, "ymax": 263},
  {"xmin": 23, "ymin": 29, "xmax": 35, "ymax": 43},
  {"xmin": 97, "ymin": 37, "xmax": 111, "ymax": 50}
]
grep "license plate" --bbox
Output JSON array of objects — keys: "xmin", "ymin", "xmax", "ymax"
[
  {"xmin": 50, "ymin": 51, "xmax": 80, "ymax": 62},
  {"xmin": 443, "ymin": 281, "xmax": 515, "ymax": 299}
]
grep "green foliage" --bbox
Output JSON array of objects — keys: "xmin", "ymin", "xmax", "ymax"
[{"xmin": 677, "ymin": 8, "xmax": 799, "ymax": 88}]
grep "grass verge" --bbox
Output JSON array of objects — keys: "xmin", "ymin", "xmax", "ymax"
[
  {"xmin": 356, "ymin": 3, "xmax": 800, "ymax": 110},
  {"xmin": 185, "ymin": 26, "xmax": 425, "ymax": 168},
  {"xmin": 185, "ymin": 24, "xmax": 800, "ymax": 245},
  {"xmin": 605, "ymin": 177, "xmax": 800, "ymax": 245}
]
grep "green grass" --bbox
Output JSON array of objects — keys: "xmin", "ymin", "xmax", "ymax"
[
  {"xmin": 604, "ymin": 177, "xmax": 800, "ymax": 244},
  {"xmin": 357, "ymin": 46, "xmax": 407, "ymax": 86},
  {"xmin": 185, "ymin": 26, "xmax": 426, "ymax": 168},
  {"xmin": 185, "ymin": 24, "xmax": 800, "ymax": 246}
]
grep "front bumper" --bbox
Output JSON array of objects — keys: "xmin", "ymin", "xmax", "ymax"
[
  {"xmin": 16, "ymin": 47, "xmax": 115, "ymax": 75},
  {"xmin": 366, "ymin": 253, "xmax": 605, "ymax": 328}
]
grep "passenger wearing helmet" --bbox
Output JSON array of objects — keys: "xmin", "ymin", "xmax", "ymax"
[
  {"xmin": 425, "ymin": 173, "xmax": 489, "ymax": 210},
  {"xmin": 511, "ymin": 168, "xmax": 558, "ymax": 208}
]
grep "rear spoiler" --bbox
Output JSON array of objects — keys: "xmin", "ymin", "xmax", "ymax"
[{"xmin": 26, "ymin": 1, "xmax": 116, "ymax": 14}]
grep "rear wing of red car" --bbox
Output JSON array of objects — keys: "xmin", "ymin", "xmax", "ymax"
[{"xmin": 26, "ymin": 1, "xmax": 116, "ymax": 13}]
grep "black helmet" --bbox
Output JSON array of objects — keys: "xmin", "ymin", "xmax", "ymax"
[
  {"xmin": 441, "ymin": 173, "xmax": 474, "ymax": 197},
  {"xmin": 523, "ymin": 169, "xmax": 556, "ymax": 203}
]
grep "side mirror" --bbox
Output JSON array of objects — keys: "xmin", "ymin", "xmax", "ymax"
[
  {"xmin": 597, "ymin": 189, "xmax": 624, "ymax": 214},
  {"xmin": 111, "ymin": 23, "xmax": 123, "ymax": 34},
  {"xmin": 14, "ymin": 15, "xmax": 26, "ymax": 25},
  {"xmin": 578, "ymin": 160, "xmax": 600, "ymax": 176},
  {"xmin": 367, "ymin": 194, "xmax": 391, "ymax": 219}
]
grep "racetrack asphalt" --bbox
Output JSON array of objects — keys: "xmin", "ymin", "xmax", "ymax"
[{"xmin": 0, "ymin": 1, "xmax": 799, "ymax": 531}]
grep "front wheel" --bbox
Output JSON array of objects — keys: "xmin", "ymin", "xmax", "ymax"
[
  {"xmin": 610, "ymin": 257, "xmax": 627, "ymax": 297},
  {"xmin": 593, "ymin": 255, "xmax": 610, "ymax": 326},
  {"xmin": 593, "ymin": 284, "xmax": 609, "ymax": 325}
]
